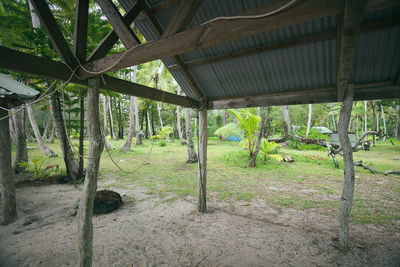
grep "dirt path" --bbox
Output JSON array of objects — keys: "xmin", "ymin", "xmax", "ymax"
[{"xmin": 0, "ymin": 183, "xmax": 399, "ymax": 266}]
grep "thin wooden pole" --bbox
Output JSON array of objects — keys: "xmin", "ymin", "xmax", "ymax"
[
  {"xmin": 77, "ymin": 77, "xmax": 104, "ymax": 267},
  {"xmin": 0, "ymin": 103, "xmax": 17, "ymax": 224},
  {"xmin": 338, "ymin": 84, "xmax": 355, "ymax": 250},
  {"xmin": 197, "ymin": 109, "xmax": 207, "ymax": 213}
]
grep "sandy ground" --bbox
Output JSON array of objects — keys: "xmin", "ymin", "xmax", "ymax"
[{"xmin": 0, "ymin": 182, "xmax": 399, "ymax": 267}]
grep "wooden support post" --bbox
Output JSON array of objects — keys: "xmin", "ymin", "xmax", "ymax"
[
  {"xmin": 197, "ymin": 109, "xmax": 207, "ymax": 213},
  {"xmin": 337, "ymin": 84, "xmax": 355, "ymax": 249},
  {"xmin": 0, "ymin": 103, "xmax": 17, "ymax": 225},
  {"xmin": 76, "ymin": 77, "xmax": 104, "ymax": 266}
]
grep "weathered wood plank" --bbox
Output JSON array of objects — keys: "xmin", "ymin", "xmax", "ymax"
[
  {"xmin": 95, "ymin": 0, "xmax": 140, "ymax": 48},
  {"xmin": 210, "ymin": 82, "xmax": 400, "ymax": 109},
  {"xmin": 0, "ymin": 46, "xmax": 198, "ymax": 108},
  {"xmin": 87, "ymin": 2, "xmax": 142, "ymax": 62},
  {"xmin": 162, "ymin": 0, "xmax": 203, "ymax": 37},
  {"xmin": 337, "ymin": 0, "xmax": 367, "ymax": 102},
  {"xmin": 198, "ymin": 109, "xmax": 207, "ymax": 213},
  {"xmin": 30, "ymin": 0, "xmax": 78, "ymax": 68},
  {"xmin": 73, "ymin": 0, "xmax": 89, "ymax": 63}
]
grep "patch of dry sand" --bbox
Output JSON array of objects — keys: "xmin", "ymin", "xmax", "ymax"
[{"xmin": 0, "ymin": 183, "xmax": 399, "ymax": 266}]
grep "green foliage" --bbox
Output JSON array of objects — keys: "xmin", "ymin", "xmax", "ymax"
[
  {"xmin": 159, "ymin": 140, "xmax": 167, "ymax": 147},
  {"xmin": 18, "ymin": 155, "xmax": 48, "ymax": 179},
  {"xmin": 289, "ymin": 127, "xmax": 328, "ymax": 151},
  {"xmin": 259, "ymin": 139, "xmax": 283, "ymax": 162},
  {"xmin": 159, "ymin": 126, "xmax": 173, "ymax": 140},
  {"xmin": 214, "ymin": 123, "xmax": 241, "ymax": 138}
]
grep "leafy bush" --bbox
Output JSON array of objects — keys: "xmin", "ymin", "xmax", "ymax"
[
  {"xmin": 159, "ymin": 126, "xmax": 173, "ymax": 140},
  {"xmin": 259, "ymin": 139, "xmax": 283, "ymax": 162},
  {"xmin": 289, "ymin": 127, "xmax": 328, "ymax": 151},
  {"xmin": 159, "ymin": 140, "xmax": 167, "ymax": 147},
  {"xmin": 18, "ymin": 155, "xmax": 48, "ymax": 179}
]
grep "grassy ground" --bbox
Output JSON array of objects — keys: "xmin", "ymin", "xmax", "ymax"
[{"xmin": 16, "ymin": 137, "xmax": 400, "ymax": 230}]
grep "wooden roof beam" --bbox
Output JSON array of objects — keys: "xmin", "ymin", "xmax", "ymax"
[
  {"xmin": 30, "ymin": 0, "xmax": 79, "ymax": 68},
  {"xmin": 0, "ymin": 46, "xmax": 198, "ymax": 108},
  {"xmin": 87, "ymin": 2, "xmax": 142, "ymax": 62},
  {"xmin": 337, "ymin": 0, "xmax": 367, "ymax": 102},
  {"xmin": 162, "ymin": 0, "xmax": 203, "ymax": 37},
  {"xmin": 95, "ymin": 0, "xmax": 140, "ymax": 49},
  {"xmin": 138, "ymin": 0, "xmax": 205, "ymax": 99},
  {"xmin": 73, "ymin": 0, "xmax": 89, "ymax": 63},
  {"xmin": 210, "ymin": 82, "xmax": 400, "ymax": 110}
]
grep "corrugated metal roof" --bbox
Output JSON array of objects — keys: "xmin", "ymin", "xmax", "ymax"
[
  {"xmin": 0, "ymin": 73, "xmax": 39, "ymax": 99},
  {"xmin": 119, "ymin": 0, "xmax": 400, "ymax": 102}
]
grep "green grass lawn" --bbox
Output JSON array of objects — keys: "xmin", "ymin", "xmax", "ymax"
[{"xmin": 17, "ymin": 137, "xmax": 400, "ymax": 230}]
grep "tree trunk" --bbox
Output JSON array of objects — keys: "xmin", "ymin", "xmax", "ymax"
[
  {"xmin": 144, "ymin": 110, "xmax": 148, "ymax": 138},
  {"xmin": 176, "ymin": 86, "xmax": 186, "ymax": 145},
  {"xmin": 42, "ymin": 119, "xmax": 49, "ymax": 140},
  {"xmin": 265, "ymin": 106, "xmax": 271, "ymax": 138},
  {"xmin": 381, "ymin": 104, "xmax": 386, "ymax": 140},
  {"xmin": 50, "ymin": 94, "xmax": 79, "ymax": 183},
  {"xmin": 117, "ymin": 100, "xmax": 123, "ymax": 139},
  {"xmin": 26, "ymin": 104, "xmax": 57, "ymax": 157},
  {"xmin": 197, "ymin": 109, "xmax": 207, "ymax": 213},
  {"xmin": 28, "ymin": 0, "xmax": 41, "ymax": 28},
  {"xmin": 185, "ymin": 108, "xmax": 198, "ymax": 163},
  {"xmin": 24, "ymin": 108, "xmax": 35, "ymax": 142},
  {"xmin": 121, "ymin": 96, "xmax": 135, "ymax": 152},
  {"xmin": 306, "ymin": 104, "xmax": 312, "ymax": 137},
  {"xmin": 12, "ymin": 108, "xmax": 28, "ymax": 173},
  {"xmin": 338, "ymin": 85, "xmax": 355, "ymax": 250},
  {"xmin": 364, "ymin": 100, "xmax": 368, "ymax": 133},
  {"xmin": 134, "ymin": 97, "xmax": 142, "ymax": 145},
  {"xmin": 77, "ymin": 77, "xmax": 104, "ymax": 267},
  {"xmin": 330, "ymin": 103, "xmax": 337, "ymax": 131},
  {"xmin": 371, "ymin": 101, "xmax": 376, "ymax": 146},
  {"xmin": 49, "ymin": 122, "xmax": 55, "ymax": 143},
  {"xmin": 78, "ymin": 91, "xmax": 85, "ymax": 179},
  {"xmin": 282, "ymin": 105, "xmax": 291, "ymax": 136},
  {"xmin": 9, "ymin": 115, "xmax": 17, "ymax": 145},
  {"xmin": 102, "ymin": 95, "xmax": 108, "ymax": 137},
  {"xmin": 356, "ymin": 115, "xmax": 359, "ymax": 138},
  {"xmin": 157, "ymin": 102, "xmax": 163, "ymax": 130},
  {"xmin": 107, "ymin": 96, "xmax": 116, "ymax": 140},
  {"xmin": 0, "ymin": 103, "xmax": 18, "ymax": 224},
  {"xmin": 147, "ymin": 111, "xmax": 153, "ymax": 138},
  {"xmin": 249, "ymin": 109, "xmax": 266, "ymax": 168}
]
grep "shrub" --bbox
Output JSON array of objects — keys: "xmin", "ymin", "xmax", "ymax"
[
  {"xmin": 159, "ymin": 140, "xmax": 167, "ymax": 147},
  {"xmin": 289, "ymin": 127, "xmax": 328, "ymax": 151}
]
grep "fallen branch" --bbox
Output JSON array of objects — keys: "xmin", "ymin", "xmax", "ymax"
[
  {"xmin": 354, "ymin": 160, "xmax": 380, "ymax": 173},
  {"xmin": 384, "ymin": 170, "xmax": 400, "ymax": 176}
]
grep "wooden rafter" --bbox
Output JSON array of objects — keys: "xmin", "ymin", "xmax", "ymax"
[
  {"xmin": 81, "ymin": 0, "xmax": 398, "ymax": 78},
  {"xmin": 95, "ymin": 0, "xmax": 140, "ymax": 49},
  {"xmin": 210, "ymin": 82, "xmax": 400, "ymax": 110},
  {"xmin": 87, "ymin": 2, "xmax": 142, "ymax": 62},
  {"xmin": 167, "ymin": 15, "xmax": 400, "ymax": 70},
  {"xmin": 0, "ymin": 46, "xmax": 198, "ymax": 108},
  {"xmin": 336, "ymin": 0, "xmax": 367, "ymax": 102},
  {"xmin": 73, "ymin": 0, "xmax": 89, "ymax": 63},
  {"xmin": 30, "ymin": 0, "xmax": 78, "ymax": 68},
  {"xmin": 162, "ymin": 0, "xmax": 203, "ymax": 37},
  {"xmin": 138, "ymin": 0, "xmax": 205, "ymax": 99}
]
